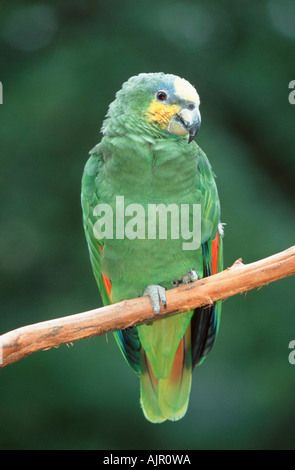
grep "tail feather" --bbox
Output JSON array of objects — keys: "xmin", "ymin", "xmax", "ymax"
[
  {"xmin": 159, "ymin": 325, "xmax": 192, "ymax": 421},
  {"xmin": 140, "ymin": 325, "xmax": 192, "ymax": 423},
  {"xmin": 140, "ymin": 352, "xmax": 166, "ymax": 423}
]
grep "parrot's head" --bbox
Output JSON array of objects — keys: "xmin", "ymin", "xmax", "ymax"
[{"xmin": 103, "ymin": 73, "xmax": 201, "ymax": 143}]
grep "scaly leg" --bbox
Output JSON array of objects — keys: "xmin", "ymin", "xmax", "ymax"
[
  {"xmin": 142, "ymin": 269, "xmax": 198, "ymax": 315},
  {"xmin": 143, "ymin": 284, "xmax": 167, "ymax": 315}
]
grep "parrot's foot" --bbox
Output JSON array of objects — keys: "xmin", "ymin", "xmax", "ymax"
[
  {"xmin": 143, "ymin": 284, "xmax": 167, "ymax": 315},
  {"xmin": 172, "ymin": 269, "xmax": 198, "ymax": 287}
]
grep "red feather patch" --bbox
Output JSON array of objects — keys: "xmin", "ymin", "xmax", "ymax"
[
  {"xmin": 211, "ymin": 232, "xmax": 219, "ymax": 275},
  {"xmin": 99, "ymin": 245, "xmax": 112, "ymax": 299}
]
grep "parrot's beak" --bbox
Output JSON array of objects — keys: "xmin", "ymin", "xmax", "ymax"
[{"xmin": 167, "ymin": 106, "xmax": 201, "ymax": 143}]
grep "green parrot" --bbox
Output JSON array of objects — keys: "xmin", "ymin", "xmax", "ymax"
[{"xmin": 81, "ymin": 72, "xmax": 223, "ymax": 423}]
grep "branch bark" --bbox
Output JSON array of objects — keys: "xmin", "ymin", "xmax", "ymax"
[{"xmin": 1, "ymin": 246, "xmax": 295, "ymax": 369}]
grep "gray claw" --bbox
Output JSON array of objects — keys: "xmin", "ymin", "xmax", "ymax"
[
  {"xmin": 172, "ymin": 269, "xmax": 198, "ymax": 287},
  {"xmin": 143, "ymin": 284, "xmax": 167, "ymax": 314},
  {"xmin": 188, "ymin": 269, "xmax": 199, "ymax": 282}
]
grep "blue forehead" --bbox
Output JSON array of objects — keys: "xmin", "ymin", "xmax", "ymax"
[
  {"xmin": 125, "ymin": 73, "xmax": 181, "ymax": 101},
  {"xmin": 156, "ymin": 79, "xmax": 177, "ymax": 99}
]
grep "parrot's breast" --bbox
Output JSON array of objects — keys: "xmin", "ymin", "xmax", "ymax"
[{"xmin": 96, "ymin": 137, "xmax": 210, "ymax": 303}]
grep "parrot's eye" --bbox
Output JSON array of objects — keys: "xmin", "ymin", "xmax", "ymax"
[{"xmin": 156, "ymin": 91, "xmax": 167, "ymax": 101}]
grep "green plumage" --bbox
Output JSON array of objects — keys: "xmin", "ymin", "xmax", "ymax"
[{"xmin": 81, "ymin": 73, "xmax": 223, "ymax": 422}]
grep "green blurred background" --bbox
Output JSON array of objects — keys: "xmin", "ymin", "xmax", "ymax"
[{"xmin": 1, "ymin": 0, "xmax": 295, "ymax": 450}]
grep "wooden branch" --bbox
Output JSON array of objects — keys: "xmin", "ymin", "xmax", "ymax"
[{"xmin": 1, "ymin": 246, "xmax": 295, "ymax": 369}]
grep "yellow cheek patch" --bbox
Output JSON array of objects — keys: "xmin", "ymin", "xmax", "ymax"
[
  {"xmin": 146, "ymin": 100, "xmax": 181, "ymax": 128},
  {"xmin": 174, "ymin": 77, "xmax": 200, "ymax": 105}
]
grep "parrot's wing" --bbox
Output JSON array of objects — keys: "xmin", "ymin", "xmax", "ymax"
[
  {"xmin": 81, "ymin": 145, "xmax": 141, "ymax": 375},
  {"xmin": 191, "ymin": 149, "xmax": 223, "ymax": 368}
]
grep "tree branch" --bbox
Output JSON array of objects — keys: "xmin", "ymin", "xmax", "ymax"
[{"xmin": 1, "ymin": 246, "xmax": 295, "ymax": 369}]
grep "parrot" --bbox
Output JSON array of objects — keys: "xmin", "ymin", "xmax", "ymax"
[{"xmin": 81, "ymin": 72, "xmax": 223, "ymax": 423}]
